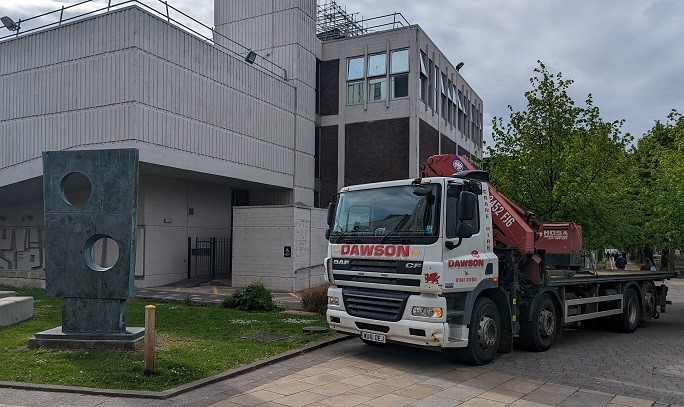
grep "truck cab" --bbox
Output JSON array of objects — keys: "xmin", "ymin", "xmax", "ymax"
[{"xmin": 324, "ymin": 174, "xmax": 507, "ymax": 364}]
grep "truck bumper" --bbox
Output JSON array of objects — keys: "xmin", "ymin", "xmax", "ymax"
[{"xmin": 326, "ymin": 309, "xmax": 469, "ymax": 349}]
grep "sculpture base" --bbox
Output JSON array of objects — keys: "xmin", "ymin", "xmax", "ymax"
[{"xmin": 28, "ymin": 326, "xmax": 145, "ymax": 350}]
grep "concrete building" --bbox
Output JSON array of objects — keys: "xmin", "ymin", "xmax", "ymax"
[{"xmin": 0, "ymin": 0, "xmax": 482, "ymax": 291}]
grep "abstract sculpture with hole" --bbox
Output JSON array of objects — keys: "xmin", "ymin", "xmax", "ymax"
[{"xmin": 31, "ymin": 149, "xmax": 144, "ymax": 349}]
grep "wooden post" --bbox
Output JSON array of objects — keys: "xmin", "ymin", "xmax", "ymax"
[{"xmin": 144, "ymin": 305, "xmax": 156, "ymax": 376}]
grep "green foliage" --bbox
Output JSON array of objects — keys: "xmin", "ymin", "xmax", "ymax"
[
  {"xmin": 222, "ymin": 283, "xmax": 275, "ymax": 311},
  {"xmin": 632, "ymin": 110, "xmax": 684, "ymax": 247},
  {"xmin": 488, "ymin": 61, "xmax": 634, "ymax": 250},
  {"xmin": 299, "ymin": 283, "xmax": 330, "ymax": 314},
  {"xmin": 0, "ymin": 286, "xmax": 330, "ymax": 391}
]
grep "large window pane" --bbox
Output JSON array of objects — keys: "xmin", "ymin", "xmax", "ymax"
[
  {"xmin": 420, "ymin": 52, "xmax": 428, "ymax": 76},
  {"xmin": 348, "ymin": 81, "xmax": 364, "ymax": 104},
  {"xmin": 391, "ymin": 49, "xmax": 409, "ymax": 74},
  {"xmin": 391, "ymin": 74, "xmax": 409, "ymax": 98},
  {"xmin": 368, "ymin": 77, "xmax": 387, "ymax": 101},
  {"xmin": 367, "ymin": 53, "xmax": 386, "ymax": 76},
  {"xmin": 347, "ymin": 56, "xmax": 364, "ymax": 80}
]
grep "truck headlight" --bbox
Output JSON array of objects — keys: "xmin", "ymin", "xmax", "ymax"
[
  {"xmin": 328, "ymin": 296, "xmax": 339, "ymax": 306},
  {"xmin": 412, "ymin": 306, "xmax": 443, "ymax": 318}
]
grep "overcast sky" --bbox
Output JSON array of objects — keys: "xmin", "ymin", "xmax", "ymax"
[{"xmin": 2, "ymin": 0, "xmax": 683, "ymax": 147}]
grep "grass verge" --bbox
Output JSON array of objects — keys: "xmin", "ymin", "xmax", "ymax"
[{"xmin": 0, "ymin": 286, "xmax": 333, "ymax": 391}]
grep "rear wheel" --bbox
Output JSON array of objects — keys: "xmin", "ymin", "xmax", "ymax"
[
  {"xmin": 613, "ymin": 288, "xmax": 640, "ymax": 333},
  {"xmin": 641, "ymin": 283, "xmax": 656, "ymax": 322},
  {"xmin": 520, "ymin": 294, "xmax": 557, "ymax": 351},
  {"xmin": 460, "ymin": 297, "xmax": 500, "ymax": 365}
]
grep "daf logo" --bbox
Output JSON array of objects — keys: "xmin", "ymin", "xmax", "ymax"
[
  {"xmin": 405, "ymin": 263, "xmax": 422, "ymax": 269},
  {"xmin": 333, "ymin": 259, "xmax": 350, "ymax": 265}
]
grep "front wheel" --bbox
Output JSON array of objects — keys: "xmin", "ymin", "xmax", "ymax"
[
  {"xmin": 519, "ymin": 294, "xmax": 557, "ymax": 352},
  {"xmin": 460, "ymin": 297, "xmax": 500, "ymax": 365}
]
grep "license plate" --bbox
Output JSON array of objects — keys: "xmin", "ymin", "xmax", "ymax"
[{"xmin": 360, "ymin": 331, "xmax": 386, "ymax": 343}]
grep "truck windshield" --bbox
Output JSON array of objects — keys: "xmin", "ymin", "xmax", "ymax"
[{"xmin": 330, "ymin": 184, "xmax": 440, "ymax": 243}]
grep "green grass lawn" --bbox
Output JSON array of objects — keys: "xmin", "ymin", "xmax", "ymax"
[{"xmin": 0, "ymin": 286, "xmax": 333, "ymax": 391}]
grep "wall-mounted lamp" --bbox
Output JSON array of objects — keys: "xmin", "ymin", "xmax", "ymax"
[
  {"xmin": 455, "ymin": 62, "xmax": 464, "ymax": 71},
  {"xmin": 1, "ymin": 16, "xmax": 20, "ymax": 31},
  {"xmin": 245, "ymin": 50, "xmax": 257, "ymax": 64}
]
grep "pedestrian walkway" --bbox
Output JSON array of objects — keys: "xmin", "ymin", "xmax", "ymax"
[{"xmin": 0, "ymin": 338, "xmax": 678, "ymax": 406}]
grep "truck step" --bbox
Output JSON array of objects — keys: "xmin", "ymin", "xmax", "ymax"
[{"xmin": 0, "ymin": 296, "xmax": 34, "ymax": 327}]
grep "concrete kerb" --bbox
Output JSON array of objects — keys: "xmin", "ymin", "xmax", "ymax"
[{"xmin": 0, "ymin": 334, "xmax": 352, "ymax": 399}]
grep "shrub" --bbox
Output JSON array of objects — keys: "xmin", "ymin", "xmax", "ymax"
[
  {"xmin": 222, "ymin": 283, "xmax": 275, "ymax": 311},
  {"xmin": 299, "ymin": 283, "xmax": 330, "ymax": 314}
]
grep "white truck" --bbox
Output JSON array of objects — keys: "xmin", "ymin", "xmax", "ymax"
[{"xmin": 323, "ymin": 158, "xmax": 673, "ymax": 364}]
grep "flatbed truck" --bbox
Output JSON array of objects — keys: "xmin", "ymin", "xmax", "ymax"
[{"xmin": 323, "ymin": 155, "xmax": 673, "ymax": 364}]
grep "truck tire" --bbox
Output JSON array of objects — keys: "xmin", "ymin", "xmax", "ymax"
[
  {"xmin": 519, "ymin": 294, "xmax": 557, "ymax": 352},
  {"xmin": 641, "ymin": 282, "xmax": 656, "ymax": 322},
  {"xmin": 614, "ymin": 288, "xmax": 640, "ymax": 333},
  {"xmin": 460, "ymin": 297, "xmax": 500, "ymax": 365}
]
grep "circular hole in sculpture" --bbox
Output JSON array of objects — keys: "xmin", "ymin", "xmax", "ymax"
[
  {"xmin": 84, "ymin": 235, "xmax": 120, "ymax": 272},
  {"xmin": 60, "ymin": 172, "xmax": 92, "ymax": 206}
]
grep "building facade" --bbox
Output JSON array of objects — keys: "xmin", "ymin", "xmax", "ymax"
[{"xmin": 0, "ymin": 0, "xmax": 482, "ymax": 290}]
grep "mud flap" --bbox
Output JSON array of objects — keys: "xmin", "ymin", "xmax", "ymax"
[{"xmin": 498, "ymin": 327, "xmax": 512, "ymax": 353}]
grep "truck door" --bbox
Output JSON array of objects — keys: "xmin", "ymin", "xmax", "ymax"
[{"xmin": 442, "ymin": 184, "xmax": 496, "ymax": 290}]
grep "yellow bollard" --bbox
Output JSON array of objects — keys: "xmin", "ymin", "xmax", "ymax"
[{"xmin": 144, "ymin": 305, "xmax": 156, "ymax": 376}]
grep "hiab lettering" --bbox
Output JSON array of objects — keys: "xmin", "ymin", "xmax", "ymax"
[
  {"xmin": 448, "ymin": 259, "xmax": 485, "ymax": 268},
  {"xmin": 340, "ymin": 244, "xmax": 410, "ymax": 257}
]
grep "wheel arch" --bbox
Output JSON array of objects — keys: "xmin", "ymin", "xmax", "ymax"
[{"xmin": 522, "ymin": 288, "xmax": 562, "ymax": 322}]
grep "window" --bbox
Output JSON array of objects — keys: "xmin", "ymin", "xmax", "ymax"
[
  {"xmin": 347, "ymin": 56, "xmax": 364, "ymax": 80},
  {"xmin": 391, "ymin": 49, "xmax": 409, "ymax": 73},
  {"xmin": 367, "ymin": 53, "xmax": 386, "ymax": 76},
  {"xmin": 366, "ymin": 53, "xmax": 387, "ymax": 102},
  {"xmin": 348, "ymin": 81, "xmax": 364, "ymax": 104},
  {"xmin": 446, "ymin": 185, "xmax": 480, "ymax": 239},
  {"xmin": 433, "ymin": 66, "xmax": 439, "ymax": 112},
  {"xmin": 420, "ymin": 52, "xmax": 428, "ymax": 102},
  {"xmin": 440, "ymin": 73, "xmax": 448, "ymax": 118},
  {"xmin": 389, "ymin": 49, "xmax": 409, "ymax": 99},
  {"xmin": 391, "ymin": 74, "xmax": 409, "ymax": 98},
  {"xmin": 368, "ymin": 77, "xmax": 387, "ymax": 101},
  {"xmin": 347, "ymin": 56, "xmax": 365, "ymax": 104},
  {"xmin": 428, "ymin": 60, "xmax": 434, "ymax": 108}
]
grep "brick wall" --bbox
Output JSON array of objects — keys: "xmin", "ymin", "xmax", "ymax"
[
  {"xmin": 344, "ymin": 118, "xmax": 410, "ymax": 186},
  {"xmin": 419, "ymin": 119, "xmax": 439, "ymax": 164},
  {"xmin": 319, "ymin": 59, "xmax": 339, "ymax": 116},
  {"xmin": 319, "ymin": 125, "xmax": 339, "ymax": 207}
]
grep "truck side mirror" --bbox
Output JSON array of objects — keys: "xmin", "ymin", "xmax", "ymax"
[
  {"xmin": 458, "ymin": 191, "xmax": 477, "ymax": 220},
  {"xmin": 325, "ymin": 229, "xmax": 330, "ymax": 240},
  {"xmin": 455, "ymin": 223, "xmax": 473, "ymax": 238}
]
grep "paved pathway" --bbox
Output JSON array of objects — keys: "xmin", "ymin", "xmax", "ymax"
[{"xmin": 1, "ymin": 279, "xmax": 683, "ymax": 407}]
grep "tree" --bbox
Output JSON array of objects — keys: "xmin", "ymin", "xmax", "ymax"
[
  {"xmin": 488, "ymin": 61, "xmax": 634, "ymax": 250},
  {"xmin": 634, "ymin": 110, "xmax": 684, "ymax": 247}
]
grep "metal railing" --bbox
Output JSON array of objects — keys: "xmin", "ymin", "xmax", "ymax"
[{"xmin": 0, "ymin": 0, "xmax": 288, "ymax": 80}]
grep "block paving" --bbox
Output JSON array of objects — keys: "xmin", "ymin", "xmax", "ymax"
[{"xmin": 0, "ymin": 279, "xmax": 683, "ymax": 406}]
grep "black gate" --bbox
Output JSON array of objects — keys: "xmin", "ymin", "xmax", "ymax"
[{"xmin": 188, "ymin": 237, "xmax": 230, "ymax": 280}]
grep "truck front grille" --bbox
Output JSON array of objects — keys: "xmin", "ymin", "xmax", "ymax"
[
  {"xmin": 342, "ymin": 288, "xmax": 410, "ymax": 322},
  {"xmin": 332, "ymin": 259, "xmax": 423, "ymax": 289}
]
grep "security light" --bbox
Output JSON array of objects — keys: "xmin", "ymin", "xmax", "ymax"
[
  {"xmin": 1, "ymin": 16, "xmax": 19, "ymax": 31},
  {"xmin": 456, "ymin": 62, "xmax": 464, "ymax": 71},
  {"xmin": 244, "ymin": 50, "xmax": 257, "ymax": 64}
]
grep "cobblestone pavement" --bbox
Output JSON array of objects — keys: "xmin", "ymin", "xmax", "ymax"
[{"xmin": 1, "ymin": 278, "xmax": 683, "ymax": 407}]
